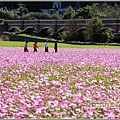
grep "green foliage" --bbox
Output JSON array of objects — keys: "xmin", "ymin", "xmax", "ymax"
[
  {"xmin": 17, "ymin": 3, "xmax": 29, "ymax": 17},
  {"xmin": 76, "ymin": 5, "xmax": 92, "ymax": 19},
  {"xmin": 0, "ymin": 2, "xmax": 119, "ymax": 43},
  {"xmin": 36, "ymin": 13, "xmax": 52, "ymax": 19},
  {"xmin": 74, "ymin": 3, "xmax": 120, "ymax": 19},
  {"xmin": 86, "ymin": 17, "xmax": 104, "ymax": 42},
  {"xmin": 0, "ymin": 8, "xmax": 19, "ymax": 20},
  {"xmin": 20, "ymin": 28, "xmax": 36, "ymax": 35},
  {"xmin": 100, "ymin": 29, "xmax": 114, "ymax": 43},
  {"xmin": 63, "ymin": 6, "xmax": 76, "ymax": 19},
  {"xmin": 37, "ymin": 28, "xmax": 54, "ymax": 37},
  {"xmin": 14, "ymin": 27, "xmax": 21, "ymax": 33},
  {"xmin": 0, "ymin": 8, "xmax": 10, "ymax": 19},
  {"xmin": 21, "ymin": 12, "xmax": 35, "ymax": 20},
  {"xmin": 51, "ymin": 13, "xmax": 62, "ymax": 20},
  {"xmin": 82, "ymin": 30, "xmax": 91, "ymax": 42},
  {"xmin": 1, "ymin": 2, "xmax": 120, "ymax": 20},
  {"xmin": 59, "ymin": 29, "xmax": 72, "ymax": 41},
  {"xmin": 59, "ymin": 17, "xmax": 113, "ymax": 43},
  {"xmin": 19, "ymin": 11, "xmax": 62, "ymax": 20},
  {"xmin": 21, "ymin": 12, "xmax": 52, "ymax": 20},
  {"xmin": 91, "ymin": 3, "xmax": 107, "ymax": 18},
  {"xmin": 37, "ymin": 28, "xmax": 52, "ymax": 37},
  {"xmin": 85, "ymin": 18, "xmax": 114, "ymax": 43},
  {"xmin": 91, "ymin": 3, "xmax": 120, "ymax": 18},
  {"xmin": 74, "ymin": 29, "xmax": 91, "ymax": 42},
  {"xmin": 46, "ymin": 29, "xmax": 54, "ymax": 36}
]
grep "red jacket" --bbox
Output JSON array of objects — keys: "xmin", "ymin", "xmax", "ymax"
[{"xmin": 33, "ymin": 43, "xmax": 38, "ymax": 48}]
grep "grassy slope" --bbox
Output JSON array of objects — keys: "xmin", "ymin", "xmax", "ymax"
[{"xmin": 0, "ymin": 41, "xmax": 120, "ymax": 48}]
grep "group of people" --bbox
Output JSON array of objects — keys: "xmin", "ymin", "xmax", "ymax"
[{"xmin": 24, "ymin": 41, "xmax": 58, "ymax": 53}]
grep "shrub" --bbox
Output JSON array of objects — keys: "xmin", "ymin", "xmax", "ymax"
[
  {"xmin": 75, "ymin": 29, "xmax": 91, "ymax": 42},
  {"xmin": 100, "ymin": 29, "xmax": 114, "ymax": 43},
  {"xmin": 0, "ymin": 8, "xmax": 19, "ymax": 20},
  {"xmin": 59, "ymin": 29, "xmax": 72, "ymax": 41},
  {"xmin": 0, "ymin": 34, "xmax": 10, "ymax": 41},
  {"xmin": 51, "ymin": 13, "xmax": 62, "ymax": 20},
  {"xmin": 21, "ymin": 12, "xmax": 52, "ymax": 20}
]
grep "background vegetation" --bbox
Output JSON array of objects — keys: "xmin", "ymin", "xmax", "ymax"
[
  {"xmin": 0, "ymin": 2, "xmax": 120, "ymax": 20},
  {"xmin": 0, "ymin": 2, "xmax": 120, "ymax": 44}
]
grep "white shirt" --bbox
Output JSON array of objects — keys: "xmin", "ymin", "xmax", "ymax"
[{"xmin": 45, "ymin": 42, "xmax": 48, "ymax": 48}]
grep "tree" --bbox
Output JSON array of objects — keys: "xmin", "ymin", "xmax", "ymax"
[
  {"xmin": 91, "ymin": 3, "xmax": 106, "ymax": 18},
  {"xmin": 17, "ymin": 3, "xmax": 29, "ymax": 19},
  {"xmin": 0, "ymin": 8, "xmax": 19, "ymax": 20},
  {"xmin": 75, "ymin": 5, "xmax": 92, "ymax": 19},
  {"xmin": 74, "ymin": 2, "xmax": 120, "ymax": 19},
  {"xmin": 63, "ymin": 6, "xmax": 76, "ymax": 19},
  {"xmin": 86, "ymin": 17, "xmax": 114, "ymax": 43},
  {"xmin": 91, "ymin": 3, "xmax": 120, "ymax": 18},
  {"xmin": 86, "ymin": 17, "xmax": 103, "ymax": 42}
]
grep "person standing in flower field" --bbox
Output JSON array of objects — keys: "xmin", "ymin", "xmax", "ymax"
[
  {"xmin": 54, "ymin": 42, "xmax": 58, "ymax": 52},
  {"xmin": 33, "ymin": 41, "xmax": 39, "ymax": 52},
  {"xmin": 24, "ymin": 41, "xmax": 29, "ymax": 52},
  {"xmin": 45, "ymin": 41, "xmax": 48, "ymax": 52}
]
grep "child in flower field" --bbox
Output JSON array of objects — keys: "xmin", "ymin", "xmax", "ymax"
[
  {"xmin": 24, "ymin": 41, "xmax": 29, "ymax": 52},
  {"xmin": 33, "ymin": 41, "xmax": 39, "ymax": 52},
  {"xmin": 54, "ymin": 42, "xmax": 58, "ymax": 52},
  {"xmin": 45, "ymin": 41, "xmax": 48, "ymax": 52}
]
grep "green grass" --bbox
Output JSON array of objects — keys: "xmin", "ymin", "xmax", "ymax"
[
  {"xmin": 0, "ymin": 41, "xmax": 120, "ymax": 48},
  {"xmin": 18, "ymin": 34, "xmax": 56, "ymax": 41}
]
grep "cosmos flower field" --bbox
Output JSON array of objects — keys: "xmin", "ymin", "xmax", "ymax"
[{"xmin": 0, "ymin": 47, "xmax": 120, "ymax": 119}]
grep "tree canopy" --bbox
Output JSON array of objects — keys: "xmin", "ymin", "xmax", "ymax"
[{"xmin": 0, "ymin": 2, "xmax": 120, "ymax": 20}]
